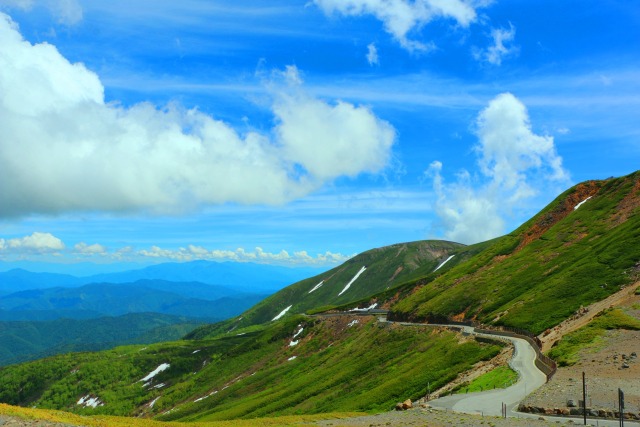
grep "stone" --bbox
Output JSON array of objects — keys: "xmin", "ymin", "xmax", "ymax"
[
  {"xmin": 402, "ymin": 399, "xmax": 413, "ymax": 410},
  {"xmin": 567, "ymin": 399, "xmax": 577, "ymax": 407}
]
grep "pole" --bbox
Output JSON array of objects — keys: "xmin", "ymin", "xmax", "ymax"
[
  {"xmin": 583, "ymin": 371, "xmax": 587, "ymax": 425},
  {"xmin": 619, "ymin": 388, "xmax": 624, "ymax": 427}
]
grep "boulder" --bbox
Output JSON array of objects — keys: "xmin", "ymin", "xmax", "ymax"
[
  {"xmin": 402, "ymin": 399, "xmax": 413, "ymax": 410},
  {"xmin": 567, "ymin": 399, "xmax": 577, "ymax": 407}
]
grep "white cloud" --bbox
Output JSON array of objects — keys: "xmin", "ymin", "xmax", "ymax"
[
  {"xmin": 474, "ymin": 23, "xmax": 518, "ymax": 66},
  {"xmin": 273, "ymin": 66, "xmax": 395, "ymax": 181},
  {"xmin": 366, "ymin": 42, "xmax": 379, "ymax": 65},
  {"xmin": 313, "ymin": 0, "xmax": 482, "ymax": 52},
  {"xmin": 0, "ymin": 0, "xmax": 82, "ymax": 24},
  {"xmin": 134, "ymin": 245, "xmax": 352, "ymax": 266},
  {"xmin": 428, "ymin": 93, "xmax": 569, "ymax": 244},
  {"xmin": 74, "ymin": 242, "xmax": 107, "ymax": 255},
  {"xmin": 0, "ymin": 232, "xmax": 65, "ymax": 253},
  {"xmin": 0, "ymin": 15, "xmax": 395, "ymax": 218}
]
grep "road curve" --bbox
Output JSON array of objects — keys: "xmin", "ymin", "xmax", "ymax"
[{"xmin": 426, "ymin": 327, "xmax": 546, "ymax": 416}]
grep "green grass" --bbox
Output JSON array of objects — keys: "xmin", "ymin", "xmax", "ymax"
[
  {"xmin": 547, "ymin": 308, "xmax": 640, "ymax": 366},
  {"xmin": 0, "ymin": 315, "xmax": 502, "ymax": 421},
  {"xmin": 453, "ymin": 366, "xmax": 518, "ymax": 394}
]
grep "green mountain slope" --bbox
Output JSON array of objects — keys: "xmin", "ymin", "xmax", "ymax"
[
  {"xmin": 0, "ymin": 313, "xmax": 204, "ymax": 366},
  {"xmin": 187, "ymin": 240, "xmax": 463, "ymax": 338},
  {"xmin": 0, "ymin": 315, "xmax": 500, "ymax": 419},
  {"xmin": 391, "ymin": 171, "xmax": 640, "ymax": 333}
]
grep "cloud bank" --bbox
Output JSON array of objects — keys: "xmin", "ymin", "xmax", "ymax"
[
  {"xmin": 0, "ymin": 14, "xmax": 395, "ymax": 218},
  {"xmin": 428, "ymin": 92, "xmax": 569, "ymax": 244},
  {"xmin": 0, "ymin": 232, "xmax": 352, "ymax": 266},
  {"xmin": 313, "ymin": 0, "xmax": 484, "ymax": 51}
]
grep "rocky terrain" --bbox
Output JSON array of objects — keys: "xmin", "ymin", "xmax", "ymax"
[{"xmin": 525, "ymin": 291, "xmax": 640, "ymax": 418}]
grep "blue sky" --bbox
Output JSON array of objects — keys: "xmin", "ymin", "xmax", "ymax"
[{"xmin": 0, "ymin": 0, "xmax": 638, "ymax": 272}]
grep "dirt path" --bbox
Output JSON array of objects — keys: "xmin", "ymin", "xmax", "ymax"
[{"xmin": 539, "ymin": 281, "xmax": 640, "ymax": 352}]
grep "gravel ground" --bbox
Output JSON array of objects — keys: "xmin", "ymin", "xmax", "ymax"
[
  {"xmin": 314, "ymin": 407, "xmax": 575, "ymax": 427},
  {"xmin": 0, "ymin": 416, "xmax": 76, "ymax": 427},
  {"xmin": 527, "ymin": 296, "xmax": 640, "ymax": 414}
]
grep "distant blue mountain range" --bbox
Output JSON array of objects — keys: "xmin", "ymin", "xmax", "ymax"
[{"xmin": 0, "ymin": 260, "xmax": 325, "ymax": 295}]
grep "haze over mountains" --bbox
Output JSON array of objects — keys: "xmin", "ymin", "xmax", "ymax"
[{"xmin": 0, "ymin": 261, "xmax": 323, "ymax": 366}]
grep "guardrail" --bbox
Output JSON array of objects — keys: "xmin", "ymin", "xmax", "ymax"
[{"xmin": 388, "ymin": 312, "xmax": 557, "ymax": 382}]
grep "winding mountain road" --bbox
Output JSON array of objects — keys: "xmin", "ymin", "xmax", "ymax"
[{"xmin": 427, "ymin": 326, "xmax": 546, "ymax": 416}]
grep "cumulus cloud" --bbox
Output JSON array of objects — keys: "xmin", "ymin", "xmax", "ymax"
[
  {"xmin": 74, "ymin": 242, "xmax": 107, "ymax": 255},
  {"xmin": 366, "ymin": 43, "xmax": 379, "ymax": 65},
  {"xmin": 473, "ymin": 23, "xmax": 518, "ymax": 65},
  {"xmin": 313, "ymin": 0, "xmax": 482, "ymax": 51},
  {"xmin": 0, "ymin": 0, "xmax": 82, "ymax": 24},
  {"xmin": 0, "ymin": 14, "xmax": 395, "ymax": 218},
  {"xmin": 121, "ymin": 244, "xmax": 353, "ymax": 266},
  {"xmin": 428, "ymin": 93, "xmax": 569, "ymax": 244},
  {"xmin": 0, "ymin": 232, "xmax": 352, "ymax": 266},
  {"xmin": 0, "ymin": 232, "xmax": 65, "ymax": 253}
]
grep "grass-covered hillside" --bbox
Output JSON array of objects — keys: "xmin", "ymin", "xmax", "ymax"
[
  {"xmin": 0, "ymin": 314, "xmax": 500, "ymax": 420},
  {"xmin": 187, "ymin": 240, "xmax": 463, "ymax": 339},
  {"xmin": 391, "ymin": 171, "xmax": 640, "ymax": 334}
]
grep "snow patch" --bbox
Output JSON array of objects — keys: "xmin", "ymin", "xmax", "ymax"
[
  {"xmin": 338, "ymin": 266, "xmax": 367, "ymax": 296},
  {"xmin": 293, "ymin": 326, "xmax": 304, "ymax": 338},
  {"xmin": 574, "ymin": 196, "xmax": 592, "ymax": 210},
  {"xmin": 308, "ymin": 280, "xmax": 324, "ymax": 293},
  {"xmin": 140, "ymin": 363, "xmax": 170, "ymax": 384},
  {"xmin": 194, "ymin": 391, "xmax": 217, "ymax": 403},
  {"xmin": 289, "ymin": 340, "xmax": 299, "ymax": 347},
  {"xmin": 153, "ymin": 383, "xmax": 166, "ymax": 389},
  {"xmin": 192, "ymin": 349, "xmax": 201, "ymax": 354},
  {"xmin": 288, "ymin": 356, "xmax": 297, "ymax": 361},
  {"xmin": 350, "ymin": 303, "xmax": 378, "ymax": 312},
  {"xmin": 77, "ymin": 395, "xmax": 104, "ymax": 408},
  {"xmin": 434, "ymin": 255, "xmax": 455, "ymax": 272},
  {"xmin": 347, "ymin": 319, "xmax": 359, "ymax": 327},
  {"xmin": 272, "ymin": 305, "xmax": 292, "ymax": 321},
  {"xmin": 149, "ymin": 397, "xmax": 160, "ymax": 408}
]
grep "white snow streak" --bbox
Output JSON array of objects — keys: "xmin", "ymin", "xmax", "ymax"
[
  {"xmin": 272, "ymin": 305, "xmax": 292, "ymax": 321},
  {"xmin": 289, "ymin": 340, "xmax": 299, "ymax": 347},
  {"xmin": 293, "ymin": 327, "xmax": 304, "ymax": 338},
  {"xmin": 192, "ymin": 349, "xmax": 201, "ymax": 354},
  {"xmin": 140, "ymin": 363, "xmax": 170, "ymax": 383},
  {"xmin": 149, "ymin": 397, "xmax": 160, "ymax": 408},
  {"xmin": 347, "ymin": 319, "xmax": 359, "ymax": 327},
  {"xmin": 574, "ymin": 196, "xmax": 592, "ymax": 210},
  {"xmin": 350, "ymin": 303, "xmax": 378, "ymax": 312},
  {"xmin": 338, "ymin": 266, "xmax": 367, "ymax": 296},
  {"xmin": 77, "ymin": 395, "xmax": 104, "ymax": 408},
  {"xmin": 434, "ymin": 255, "xmax": 455, "ymax": 272},
  {"xmin": 308, "ymin": 280, "xmax": 324, "ymax": 293},
  {"xmin": 288, "ymin": 356, "xmax": 297, "ymax": 361}
]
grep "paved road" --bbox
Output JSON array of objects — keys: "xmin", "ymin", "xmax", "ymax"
[
  {"xmin": 428, "ymin": 327, "xmax": 546, "ymax": 416},
  {"xmin": 425, "ymin": 325, "xmax": 640, "ymax": 426}
]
